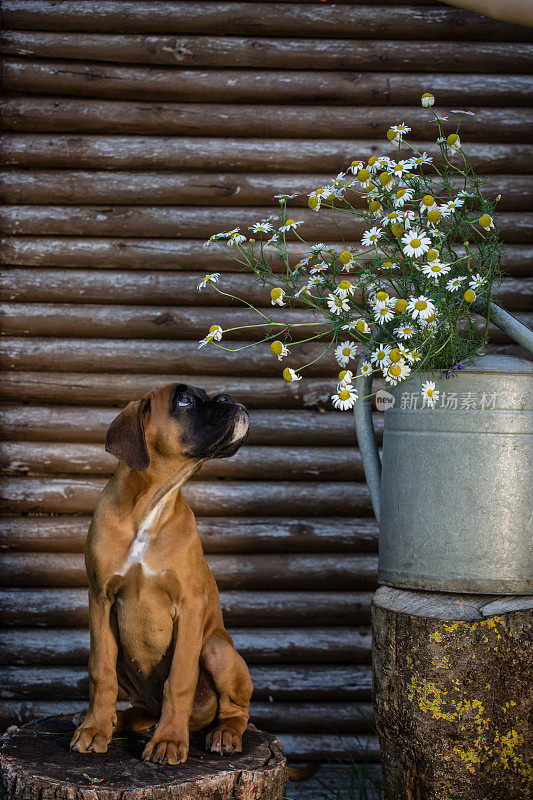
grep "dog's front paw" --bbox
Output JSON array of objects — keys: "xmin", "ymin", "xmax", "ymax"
[
  {"xmin": 142, "ymin": 731, "xmax": 188, "ymax": 765},
  {"xmin": 70, "ymin": 716, "xmax": 114, "ymax": 754},
  {"xmin": 206, "ymin": 726, "xmax": 242, "ymax": 755}
]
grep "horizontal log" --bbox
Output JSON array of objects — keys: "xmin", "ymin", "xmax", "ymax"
[
  {"xmin": 0, "ymin": 663, "xmax": 372, "ymax": 701},
  {"xmin": 2, "ymin": 270, "xmax": 529, "ymax": 309},
  {"xmin": 3, "ymin": 98, "xmax": 530, "ymax": 141},
  {"xmin": 0, "ymin": 551, "xmax": 378, "ymax": 590},
  {"xmin": 278, "ymin": 733, "xmax": 380, "ymax": 761},
  {"xmin": 1, "ymin": 171, "xmax": 530, "ymax": 210},
  {"xmin": 0, "ymin": 626, "xmax": 372, "ymax": 665},
  {"xmin": 4, "ymin": 60, "xmax": 531, "ymax": 106},
  {"xmin": 1, "ymin": 206, "xmax": 530, "ymax": 241},
  {"xmin": 3, "ymin": 31, "xmax": 530, "ymax": 73},
  {"xmin": 0, "ymin": 477, "xmax": 373, "ymax": 515},
  {"xmin": 0, "ymin": 588, "xmax": 373, "ymax": 627},
  {"xmin": 0, "ymin": 336, "xmax": 341, "ymax": 376},
  {"xmin": 0, "ymin": 406, "xmax": 379, "ymax": 447},
  {"xmin": 0, "ymin": 515, "xmax": 378, "ymax": 555},
  {"xmin": 2, "ymin": 1, "xmax": 528, "ymax": 40},
  {"xmin": 2, "ymin": 237, "xmax": 531, "ymax": 277},
  {"xmin": 0, "ymin": 442, "xmax": 371, "ymax": 482},
  {"xmin": 0, "ymin": 372, "xmax": 357, "ymax": 408},
  {"xmin": 2, "ymin": 136, "xmax": 531, "ymax": 174},
  {"xmin": 1, "ymin": 303, "xmax": 530, "ymax": 341}
]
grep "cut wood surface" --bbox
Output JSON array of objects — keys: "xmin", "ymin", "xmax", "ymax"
[
  {"xmin": 0, "ymin": 626, "xmax": 372, "ymax": 665},
  {"xmin": 0, "ymin": 476, "xmax": 373, "ymax": 515},
  {"xmin": 0, "ymin": 516, "xmax": 379, "ymax": 554},
  {"xmin": 5, "ymin": 60, "xmax": 532, "ymax": 106},
  {"xmin": 0, "ymin": 588, "xmax": 374, "ymax": 627},
  {"xmin": 1, "ymin": 31, "xmax": 530, "ymax": 72},
  {"xmin": 2, "ymin": 136, "xmax": 531, "ymax": 173},
  {"xmin": 3, "ymin": 98, "xmax": 530, "ymax": 141},
  {"xmin": 2, "ymin": 171, "xmax": 530, "ymax": 210},
  {"xmin": 3, "ymin": 2, "xmax": 531, "ymax": 40}
]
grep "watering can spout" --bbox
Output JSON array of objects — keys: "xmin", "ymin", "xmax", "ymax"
[{"xmin": 354, "ymin": 302, "xmax": 533, "ymax": 527}]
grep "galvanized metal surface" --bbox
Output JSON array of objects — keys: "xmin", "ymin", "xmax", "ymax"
[{"xmin": 355, "ymin": 305, "xmax": 533, "ymax": 594}]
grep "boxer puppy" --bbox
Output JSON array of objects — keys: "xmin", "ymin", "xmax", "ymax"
[{"xmin": 70, "ymin": 383, "xmax": 253, "ymax": 765}]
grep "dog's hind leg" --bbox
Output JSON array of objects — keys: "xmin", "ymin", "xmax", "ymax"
[
  {"xmin": 115, "ymin": 706, "xmax": 157, "ymax": 732},
  {"xmin": 201, "ymin": 629, "xmax": 254, "ymax": 755}
]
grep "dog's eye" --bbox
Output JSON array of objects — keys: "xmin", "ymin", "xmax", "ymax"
[{"xmin": 177, "ymin": 395, "xmax": 193, "ymax": 407}]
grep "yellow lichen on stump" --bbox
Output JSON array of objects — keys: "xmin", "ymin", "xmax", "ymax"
[{"xmin": 372, "ymin": 588, "xmax": 532, "ymax": 800}]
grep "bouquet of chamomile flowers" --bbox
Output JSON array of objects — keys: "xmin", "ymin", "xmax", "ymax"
[{"xmin": 197, "ymin": 93, "xmax": 503, "ymax": 411}]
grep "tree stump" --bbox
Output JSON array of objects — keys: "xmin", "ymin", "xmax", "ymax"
[
  {"xmin": 0, "ymin": 714, "xmax": 286, "ymax": 800},
  {"xmin": 372, "ymin": 587, "xmax": 533, "ymax": 800}
]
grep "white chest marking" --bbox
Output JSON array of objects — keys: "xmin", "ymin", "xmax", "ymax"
[{"xmin": 120, "ymin": 487, "xmax": 176, "ymax": 577}]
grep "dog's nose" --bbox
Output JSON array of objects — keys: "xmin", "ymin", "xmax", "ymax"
[{"xmin": 213, "ymin": 393, "xmax": 233, "ymax": 403}]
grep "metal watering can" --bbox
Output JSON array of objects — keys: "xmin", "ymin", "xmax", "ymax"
[{"xmin": 354, "ymin": 302, "xmax": 533, "ymax": 594}]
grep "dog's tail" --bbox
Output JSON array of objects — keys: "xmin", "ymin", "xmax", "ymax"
[{"xmin": 286, "ymin": 763, "xmax": 319, "ymax": 782}]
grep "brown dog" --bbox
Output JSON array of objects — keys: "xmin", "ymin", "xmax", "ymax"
[{"xmin": 70, "ymin": 383, "xmax": 253, "ymax": 765}]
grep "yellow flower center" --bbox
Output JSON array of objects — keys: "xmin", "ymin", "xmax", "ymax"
[
  {"xmin": 351, "ymin": 160, "xmax": 361, "ymax": 168},
  {"xmin": 396, "ymin": 299, "xmax": 408, "ymax": 313},
  {"xmin": 271, "ymin": 340, "xmax": 283, "ymax": 355},
  {"xmin": 285, "ymin": 218, "xmax": 295, "ymax": 225},
  {"xmin": 390, "ymin": 364, "xmax": 402, "ymax": 376},
  {"xmin": 308, "ymin": 196, "xmax": 319, "ymax": 210},
  {"xmin": 379, "ymin": 172, "xmax": 392, "ymax": 186},
  {"xmin": 391, "ymin": 224, "xmax": 404, "ymax": 237},
  {"xmin": 380, "ymin": 307, "xmax": 388, "ymax": 316},
  {"xmin": 389, "ymin": 348, "xmax": 402, "ymax": 363},
  {"xmin": 209, "ymin": 324, "xmax": 220, "ymax": 333},
  {"xmin": 430, "ymin": 265, "xmax": 441, "ymax": 273},
  {"xmin": 422, "ymin": 93, "xmax": 433, "ymax": 99},
  {"xmin": 271, "ymin": 288, "xmax": 282, "ymax": 300},
  {"xmin": 355, "ymin": 319, "xmax": 366, "ymax": 332},
  {"xmin": 415, "ymin": 300, "xmax": 428, "ymax": 311},
  {"xmin": 427, "ymin": 210, "xmax": 441, "ymax": 224},
  {"xmin": 479, "ymin": 214, "xmax": 492, "ymax": 228},
  {"xmin": 463, "ymin": 289, "xmax": 476, "ymax": 303},
  {"xmin": 422, "ymin": 195, "xmax": 434, "ymax": 206},
  {"xmin": 283, "ymin": 368, "xmax": 294, "ymax": 381},
  {"xmin": 339, "ymin": 280, "xmax": 351, "ymax": 290},
  {"xmin": 386, "ymin": 128, "xmax": 396, "ymax": 141},
  {"xmin": 342, "ymin": 347, "xmax": 351, "ymax": 356},
  {"xmin": 447, "ymin": 134, "xmax": 458, "ymax": 146},
  {"xmin": 358, "ymin": 168, "xmax": 370, "ymax": 183},
  {"xmin": 377, "ymin": 350, "xmax": 385, "ymax": 361},
  {"xmin": 338, "ymin": 370, "xmax": 348, "ymax": 381},
  {"xmin": 376, "ymin": 291, "xmax": 388, "ymax": 301},
  {"xmin": 411, "ymin": 238, "xmax": 421, "ymax": 249},
  {"xmin": 396, "ymin": 189, "xmax": 406, "ymax": 197},
  {"xmin": 339, "ymin": 389, "xmax": 350, "ymax": 401},
  {"xmin": 370, "ymin": 200, "xmax": 381, "ymax": 212},
  {"xmin": 394, "ymin": 165, "xmax": 403, "ymax": 173},
  {"xmin": 426, "ymin": 313, "xmax": 435, "ymax": 322},
  {"xmin": 427, "ymin": 248, "xmax": 438, "ymax": 261},
  {"xmin": 339, "ymin": 250, "xmax": 352, "ymax": 264},
  {"xmin": 427, "ymin": 388, "xmax": 434, "ymax": 397},
  {"xmin": 335, "ymin": 298, "xmax": 343, "ymax": 307},
  {"xmin": 368, "ymin": 157, "xmax": 378, "ymax": 166},
  {"xmin": 383, "ymin": 261, "xmax": 393, "ymax": 268}
]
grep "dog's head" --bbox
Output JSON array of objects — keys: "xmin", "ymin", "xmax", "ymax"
[{"xmin": 105, "ymin": 383, "xmax": 249, "ymax": 471}]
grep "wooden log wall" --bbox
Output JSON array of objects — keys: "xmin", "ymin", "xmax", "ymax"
[{"xmin": 1, "ymin": 1, "xmax": 532, "ymax": 789}]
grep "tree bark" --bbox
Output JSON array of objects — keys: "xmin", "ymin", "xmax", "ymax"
[
  {"xmin": 0, "ymin": 714, "xmax": 286, "ymax": 800},
  {"xmin": 372, "ymin": 587, "xmax": 533, "ymax": 800}
]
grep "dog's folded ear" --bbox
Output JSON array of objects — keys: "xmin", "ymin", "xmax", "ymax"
[{"xmin": 105, "ymin": 396, "xmax": 151, "ymax": 471}]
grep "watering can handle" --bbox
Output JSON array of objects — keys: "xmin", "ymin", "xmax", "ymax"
[{"xmin": 354, "ymin": 302, "xmax": 533, "ymax": 524}]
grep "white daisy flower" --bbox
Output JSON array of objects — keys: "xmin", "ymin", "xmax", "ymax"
[
  {"xmin": 374, "ymin": 305, "xmax": 394, "ymax": 325},
  {"xmin": 310, "ymin": 261, "xmax": 328, "ymax": 275},
  {"xmin": 446, "ymin": 276, "xmax": 466, "ymax": 292},
  {"xmin": 335, "ymin": 340, "xmax": 359, "ymax": 367},
  {"xmin": 386, "ymin": 211, "xmax": 402, "ymax": 226},
  {"xmin": 420, "ymin": 194, "xmax": 437, "ymax": 213},
  {"xmin": 392, "ymin": 123, "xmax": 411, "ymax": 137},
  {"xmin": 402, "ymin": 230, "xmax": 431, "ymax": 258},
  {"xmin": 228, "ymin": 233, "xmax": 246, "ymax": 246},
  {"xmin": 391, "ymin": 161, "xmax": 410, "ymax": 178},
  {"xmin": 342, "ymin": 318, "xmax": 369, "ymax": 334},
  {"xmin": 401, "ymin": 210, "xmax": 416, "ymax": 229},
  {"xmin": 412, "ymin": 152, "xmax": 433, "ymax": 167},
  {"xmin": 421, "ymin": 93, "xmax": 435, "ymax": 107},
  {"xmin": 385, "ymin": 359, "xmax": 411, "ymax": 385},
  {"xmin": 332, "ymin": 386, "xmax": 358, "ymax": 410},
  {"xmin": 327, "ymin": 293, "xmax": 350, "ymax": 315},
  {"xmin": 469, "ymin": 273, "xmax": 484, "ymax": 289},
  {"xmin": 307, "ymin": 275, "xmax": 324, "ymax": 289},
  {"xmin": 307, "ymin": 192, "xmax": 322, "ymax": 212},
  {"xmin": 197, "ymin": 272, "xmax": 221, "ymax": 291},
  {"xmin": 270, "ymin": 340, "xmax": 290, "ymax": 360},
  {"xmin": 422, "ymin": 380, "xmax": 439, "ymax": 408},
  {"xmin": 406, "ymin": 295, "xmax": 435, "ymax": 320},
  {"xmin": 451, "ymin": 109, "xmax": 475, "ymax": 116},
  {"xmin": 381, "ymin": 261, "xmax": 399, "ymax": 271},
  {"xmin": 446, "ymin": 134, "xmax": 461, "ymax": 154},
  {"xmin": 274, "ymin": 193, "xmax": 299, "ymax": 201},
  {"xmin": 439, "ymin": 198, "xmax": 464, "ymax": 216},
  {"xmin": 203, "ymin": 232, "xmax": 227, "ymax": 248},
  {"xmin": 338, "ymin": 250, "xmax": 354, "ymax": 271},
  {"xmin": 371, "ymin": 345, "xmax": 392, "ymax": 368},
  {"xmin": 283, "ymin": 368, "xmax": 302, "ymax": 382},
  {"xmin": 311, "ymin": 242, "xmax": 326, "ymax": 252},
  {"xmin": 279, "ymin": 218, "xmax": 303, "ymax": 233},
  {"xmin": 361, "ymin": 226, "xmax": 383, "ymax": 247},
  {"xmin": 336, "ymin": 279, "xmax": 355, "ymax": 298},
  {"xmin": 393, "ymin": 188, "xmax": 413, "ymax": 208},
  {"xmin": 250, "ymin": 221, "xmax": 273, "ymax": 234},
  {"xmin": 479, "ymin": 214, "xmax": 494, "ymax": 230},
  {"xmin": 198, "ymin": 324, "xmax": 223, "ymax": 348},
  {"xmin": 394, "ymin": 324, "xmax": 415, "ymax": 339},
  {"xmin": 420, "ymin": 262, "xmax": 451, "ymax": 280},
  {"xmin": 337, "ymin": 369, "xmax": 354, "ymax": 388},
  {"xmin": 371, "ymin": 289, "xmax": 390, "ymax": 309},
  {"xmin": 270, "ymin": 287, "xmax": 285, "ymax": 306},
  {"xmin": 348, "ymin": 159, "xmax": 364, "ymax": 175},
  {"xmin": 359, "ymin": 360, "xmax": 373, "ymax": 376},
  {"xmin": 295, "ymin": 286, "xmax": 310, "ymax": 298}
]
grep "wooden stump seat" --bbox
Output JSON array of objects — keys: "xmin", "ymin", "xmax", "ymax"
[{"xmin": 0, "ymin": 714, "xmax": 287, "ymax": 800}]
